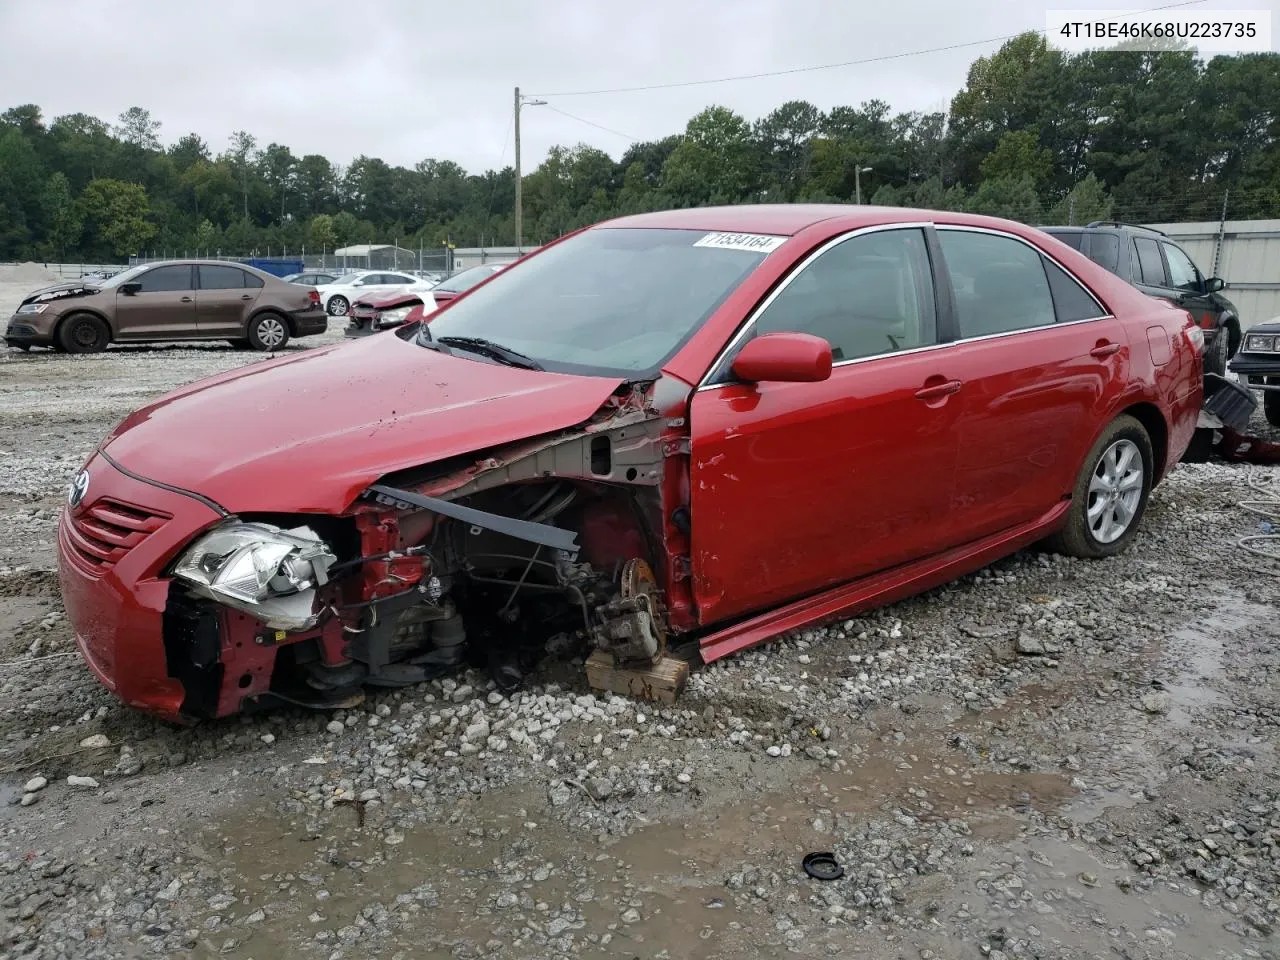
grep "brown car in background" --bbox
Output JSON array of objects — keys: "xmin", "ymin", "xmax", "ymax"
[{"xmin": 4, "ymin": 260, "xmax": 329, "ymax": 353}]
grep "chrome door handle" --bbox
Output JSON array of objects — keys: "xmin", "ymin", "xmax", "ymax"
[
  {"xmin": 179, "ymin": 296, "xmax": 193, "ymax": 303},
  {"xmin": 1090, "ymin": 342, "xmax": 1121, "ymax": 358},
  {"xmin": 915, "ymin": 379, "xmax": 962, "ymax": 401}
]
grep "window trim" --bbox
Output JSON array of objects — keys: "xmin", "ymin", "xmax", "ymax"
[
  {"xmin": 934, "ymin": 224, "xmax": 1112, "ymax": 344},
  {"xmin": 699, "ymin": 221, "xmax": 944, "ymax": 390},
  {"xmin": 697, "ymin": 221, "xmax": 1117, "ymax": 393}
]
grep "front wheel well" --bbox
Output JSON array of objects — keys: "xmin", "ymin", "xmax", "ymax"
[
  {"xmin": 1120, "ymin": 402, "xmax": 1169, "ymax": 484},
  {"xmin": 54, "ymin": 309, "xmax": 113, "ymax": 339}
]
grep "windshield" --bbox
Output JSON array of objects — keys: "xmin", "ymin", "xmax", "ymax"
[
  {"xmin": 97, "ymin": 263, "xmax": 152, "ymax": 289},
  {"xmin": 422, "ymin": 228, "xmax": 771, "ymax": 377},
  {"xmin": 436, "ymin": 264, "xmax": 503, "ymax": 294}
]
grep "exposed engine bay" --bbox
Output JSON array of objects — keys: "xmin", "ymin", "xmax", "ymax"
[{"xmin": 160, "ymin": 382, "xmax": 692, "ymax": 718}]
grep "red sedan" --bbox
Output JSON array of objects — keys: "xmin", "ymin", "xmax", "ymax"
[{"xmin": 57, "ymin": 205, "xmax": 1203, "ymax": 721}]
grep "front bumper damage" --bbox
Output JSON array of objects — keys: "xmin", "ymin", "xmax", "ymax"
[{"xmin": 60, "ymin": 383, "xmax": 695, "ymax": 721}]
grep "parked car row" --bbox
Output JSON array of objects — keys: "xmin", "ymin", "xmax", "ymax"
[
  {"xmin": 5, "ymin": 261, "xmax": 329, "ymax": 352},
  {"xmin": 343, "ymin": 263, "xmax": 510, "ymax": 338},
  {"xmin": 51, "ymin": 204, "xmax": 1205, "ymax": 721},
  {"xmin": 3, "ymin": 263, "xmax": 521, "ymax": 353}
]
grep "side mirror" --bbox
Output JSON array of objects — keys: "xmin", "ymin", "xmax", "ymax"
[
  {"xmin": 120, "ymin": 281, "xmax": 142, "ymax": 295},
  {"xmin": 731, "ymin": 332, "xmax": 833, "ymax": 384},
  {"xmin": 1205, "ymin": 277, "xmax": 1225, "ymax": 293}
]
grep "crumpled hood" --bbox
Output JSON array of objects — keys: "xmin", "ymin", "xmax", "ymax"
[
  {"xmin": 101, "ymin": 332, "xmax": 623, "ymax": 514},
  {"xmin": 21, "ymin": 282, "xmax": 101, "ymax": 305}
]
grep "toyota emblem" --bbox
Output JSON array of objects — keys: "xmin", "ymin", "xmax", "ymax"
[{"xmin": 68, "ymin": 469, "xmax": 90, "ymax": 508}]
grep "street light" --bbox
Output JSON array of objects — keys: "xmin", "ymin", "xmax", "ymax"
[
  {"xmin": 514, "ymin": 87, "xmax": 547, "ymax": 252},
  {"xmin": 855, "ymin": 166, "xmax": 873, "ymax": 205}
]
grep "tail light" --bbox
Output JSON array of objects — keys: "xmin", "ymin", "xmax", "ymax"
[
  {"xmin": 1184, "ymin": 325, "xmax": 1205, "ymax": 352},
  {"xmin": 1197, "ymin": 314, "xmax": 1216, "ymax": 329},
  {"xmin": 307, "ymin": 289, "xmax": 320, "ymax": 306}
]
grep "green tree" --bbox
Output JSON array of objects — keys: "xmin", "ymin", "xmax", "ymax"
[
  {"xmin": 309, "ymin": 213, "xmax": 337, "ymax": 253},
  {"xmin": 41, "ymin": 172, "xmax": 82, "ymax": 258},
  {"xmin": 662, "ymin": 106, "xmax": 758, "ymax": 206},
  {"xmin": 115, "ymin": 107, "xmax": 161, "ymax": 150},
  {"xmin": 227, "ymin": 130, "xmax": 257, "ymax": 220},
  {"xmin": 80, "ymin": 178, "xmax": 156, "ymax": 257},
  {"xmin": 980, "ymin": 130, "xmax": 1054, "ymax": 188},
  {"xmin": 967, "ymin": 175, "xmax": 1042, "ymax": 222},
  {"xmin": 1044, "ymin": 174, "xmax": 1113, "ymax": 224},
  {"xmin": 194, "ymin": 217, "xmax": 218, "ymax": 254}
]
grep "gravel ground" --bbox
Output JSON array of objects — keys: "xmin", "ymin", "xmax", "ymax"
[{"xmin": 3, "ymin": 276, "xmax": 1280, "ymax": 959}]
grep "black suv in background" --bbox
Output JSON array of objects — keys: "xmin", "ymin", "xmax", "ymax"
[{"xmin": 1040, "ymin": 221, "xmax": 1240, "ymax": 376}]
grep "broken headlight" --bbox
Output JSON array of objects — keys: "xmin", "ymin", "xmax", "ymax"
[
  {"xmin": 375, "ymin": 305, "xmax": 415, "ymax": 328},
  {"xmin": 171, "ymin": 522, "xmax": 335, "ymax": 631}
]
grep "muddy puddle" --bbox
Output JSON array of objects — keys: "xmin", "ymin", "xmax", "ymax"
[
  {"xmin": 1159, "ymin": 594, "xmax": 1267, "ymax": 727},
  {"xmin": 190, "ymin": 730, "xmax": 1081, "ymax": 960}
]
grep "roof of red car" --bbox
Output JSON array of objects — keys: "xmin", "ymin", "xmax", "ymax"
[{"xmin": 599, "ymin": 204, "xmax": 954, "ymax": 236}]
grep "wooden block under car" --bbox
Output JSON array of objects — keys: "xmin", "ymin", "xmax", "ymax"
[{"xmin": 586, "ymin": 651, "xmax": 689, "ymax": 703}]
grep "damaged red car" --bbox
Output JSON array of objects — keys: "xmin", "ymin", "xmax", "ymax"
[{"xmin": 58, "ymin": 205, "xmax": 1204, "ymax": 722}]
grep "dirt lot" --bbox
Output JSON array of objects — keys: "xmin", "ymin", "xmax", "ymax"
[{"xmin": 3, "ymin": 268, "xmax": 1280, "ymax": 960}]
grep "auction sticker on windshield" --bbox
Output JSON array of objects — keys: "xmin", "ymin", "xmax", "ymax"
[{"xmin": 693, "ymin": 232, "xmax": 787, "ymax": 254}]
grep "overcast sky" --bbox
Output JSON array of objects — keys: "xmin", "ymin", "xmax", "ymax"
[{"xmin": 1, "ymin": 0, "xmax": 1272, "ymax": 174}]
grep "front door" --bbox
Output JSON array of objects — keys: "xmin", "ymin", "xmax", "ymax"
[
  {"xmin": 196, "ymin": 264, "xmax": 261, "ymax": 335},
  {"xmin": 114, "ymin": 264, "xmax": 196, "ymax": 339},
  {"xmin": 936, "ymin": 227, "xmax": 1129, "ymax": 543},
  {"xmin": 688, "ymin": 226, "xmax": 962, "ymax": 626},
  {"xmin": 1160, "ymin": 241, "xmax": 1219, "ymax": 330}
]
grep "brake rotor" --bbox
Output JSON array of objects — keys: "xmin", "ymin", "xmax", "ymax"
[{"xmin": 619, "ymin": 557, "xmax": 666, "ymax": 659}]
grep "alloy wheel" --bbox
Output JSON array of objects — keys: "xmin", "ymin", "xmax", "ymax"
[
  {"xmin": 257, "ymin": 316, "xmax": 286, "ymax": 349},
  {"xmin": 1087, "ymin": 439, "xmax": 1143, "ymax": 544}
]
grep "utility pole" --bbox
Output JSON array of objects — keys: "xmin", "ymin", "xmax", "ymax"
[
  {"xmin": 514, "ymin": 87, "xmax": 521, "ymax": 252},
  {"xmin": 513, "ymin": 87, "xmax": 546, "ymax": 253}
]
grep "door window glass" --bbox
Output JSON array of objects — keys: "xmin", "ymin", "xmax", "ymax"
[
  {"xmin": 1084, "ymin": 233, "xmax": 1120, "ymax": 274},
  {"xmin": 938, "ymin": 230, "xmax": 1056, "ymax": 336},
  {"xmin": 1133, "ymin": 237, "xmax": 1167, "ymax": 286},
  {"xmin": 752, "ymin": 228, "xmax": 936, "ymax": 363},
  {"xmin": 1041, "ymin": 257, "xmax": 1107, "ymax": 322},
  {"xmin": 137, "ymin": 265, "xmax": 192, "ymax": 293},
  {"xmin": 199, "ymin": 265, "xmax": 247, "ymax": 289},
  {"xmin": 1162, "ymin": 243, "xmax": 1201, "ymax": 291}
]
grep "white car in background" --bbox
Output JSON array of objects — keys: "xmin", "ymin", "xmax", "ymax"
[{"xmin": 320, "ymin": 270, "xmax": 436, "ymax": 317}]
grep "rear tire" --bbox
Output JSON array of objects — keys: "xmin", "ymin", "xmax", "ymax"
[
  {"xmin": 247, "ymin": 313, "xmax": 290, "ymax": 352},
  {"xmin": 1046, "ymin": 414, "xmax": 1153, "ymax": 559},
  {"xmin": 56, "ymin": 313, "xmax": 110, "ymax": 354},
  {"xmin": 327, "ymin": 295, "xmax": 349, "ymax": 317},
  {"xmin": 1264, "ymin": 388, "xmax": 1280, "ymax": 427}
]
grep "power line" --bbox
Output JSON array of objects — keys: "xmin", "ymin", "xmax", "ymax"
[
  {"xmin": 496, "ymin": 110, "xmax": 514, "ymax": 168},
  {"xmin": 529, "ymin": 0, "xmax": 1210, "ymax": 98},
  {"xmin": 541, "ymin": 104, "xmax": 637, "ymax": 142}
]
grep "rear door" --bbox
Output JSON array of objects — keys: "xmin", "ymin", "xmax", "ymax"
[
  {"xmin": 689, "ymin": 225, "xmax": 963, "ymax": 624},
  {"xmin": 938, "ymin": 227, "xmax": 1127, "ymax": 544},
  {"xmin": 196, "ymin": 265, "xmax": 261, "ymax": 335},
  {"xmin": 113, "ymin": 264, "xmax": 196, "ymax": 339}
]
